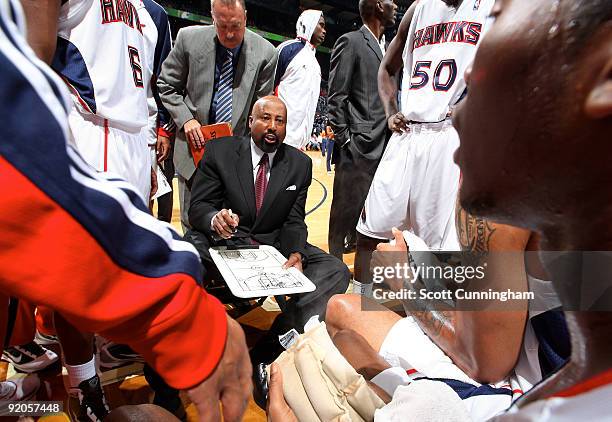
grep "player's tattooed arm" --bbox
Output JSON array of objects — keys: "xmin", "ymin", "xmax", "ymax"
[
  {"xmin": 20, "ymin": 0, "xmax": 62, "ymax": 64},
  {"xmin": 455, "ymin": 198, "xmax": 496, "ymax": 254}
]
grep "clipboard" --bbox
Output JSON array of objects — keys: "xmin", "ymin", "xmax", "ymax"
[
  {"xmin": 209, "ymin": 245, "xmax": 316, "ymax": 298},
  {"xmin": 189, "ymin": 122, "xmax": 233, "ymax": 166}
]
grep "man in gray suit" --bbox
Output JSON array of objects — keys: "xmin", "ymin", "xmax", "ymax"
[
  {"xmin": 158, "ymin": 0, "xmax": 277, "ymax": 232},
  {"xmin": 327, "ymin": 0, "xmax": 397, "ymax": 282}
]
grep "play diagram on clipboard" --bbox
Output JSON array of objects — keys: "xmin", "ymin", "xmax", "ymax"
[{"xmin": 209, "ymin": 245, "xmax": 316, "ymax": 298}]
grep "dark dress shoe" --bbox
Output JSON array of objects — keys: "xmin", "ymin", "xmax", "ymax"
[{"xmin": 252, "ymin": 363, "xmax": 269, "ymax": 410}]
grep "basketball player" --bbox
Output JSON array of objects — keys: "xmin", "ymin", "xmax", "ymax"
[
  {"xmin": 274, "ymin": 9, "xmax": 326, "ymax": 150},
  {"xmin": 0, "ymin": 2, "xmax": 252, "ymax": 422},
  {"xmin": 353, "ymin": 0, "xmax": 494, "ymax": 296},
  {"xmin": 453, "ymin": 0, "xmax": 612, "ymax": 419},
  {"xmin": 51, "ymin": 0, "xmax": 153, "ymax": 201}
]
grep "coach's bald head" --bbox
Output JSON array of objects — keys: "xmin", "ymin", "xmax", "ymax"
[
  {"xmin": 249, "ymin": 96, "xmax": 287, "ymax": 153},
  {"xmin": 359, "ymin": 0, "xmax": 397, "ymax": 28}
]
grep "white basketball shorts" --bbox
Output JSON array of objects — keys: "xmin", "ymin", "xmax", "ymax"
[
  {"xmin": 68, "ymin": 105, "xmax": 152, "ymax": 202},
  {"xmin": 357, "ymin": 120, "xmax": 460, "ymax": 249},
  {"xmin": 379, "ymin": 317, "xmax": 516, "ymax": 421}
]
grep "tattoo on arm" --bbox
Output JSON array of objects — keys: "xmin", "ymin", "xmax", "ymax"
[
  {"xmin": 456, "ymin": 200, "xmax": 496, "ymax": 254},
  {"xmin": 413, "ymin": 310, "xmax": 455, "ymax": 340}
]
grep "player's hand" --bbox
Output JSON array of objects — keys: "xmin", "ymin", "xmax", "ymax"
[
  {"xmin": 184, "ymin": 119, "xmax": 204, "ymax": 150},
  {"xmin": 149, "ymin": 167, "xmax": 158, "ymax": 200},
  {"xmin": 267, "ymin": 363, "xmax": 298, "ymax": 422},
  {"xmin": 371, "ymin": 228, "xmax": 410, "ymax": 291},
  {"xmin": 282, "ymin": 252, "xmax": 303, "ymax": 272},
  {"xmin": 187, "ymin": 317, "xmax": 252, "ymax": 422},
  {"xmin": 213, "ymin": 209, "xmax": 239, "ymax": 239},
  {"xmin": 387, "ymin": 112, "xmax": 409, "ymax": 133},
  {"xmin": 156, "ymin": 135, "xmax": 171, "ymax": 162}
]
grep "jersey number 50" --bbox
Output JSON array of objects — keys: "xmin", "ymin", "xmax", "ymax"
[
  {"xmin": 409, "ymin": 59, "xmax": 457, "ymax": 92},
  {"xmin": 128, "ymin": 46, "xmax": 144, "ymax": 88}
]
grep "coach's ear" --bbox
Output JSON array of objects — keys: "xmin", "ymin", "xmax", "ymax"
[{"xmin": 585, "ymin": 55, "xmax": 612, "ymax": 119}]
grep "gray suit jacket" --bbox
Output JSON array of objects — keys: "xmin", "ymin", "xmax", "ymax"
[
  {"xmin": 328, "ymin": 25, "xmax": 388, "ymax": 162},
  {"xmin": 157, "ymin": 26, "xmax": 278, "ymax": 180}
]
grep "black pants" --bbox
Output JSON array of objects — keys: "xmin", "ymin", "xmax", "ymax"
[{"xmin": 328, "ymin": 145, "xmax": 379, "ymax": 260}]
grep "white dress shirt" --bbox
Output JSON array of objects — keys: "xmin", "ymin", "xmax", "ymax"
[
  {"xmin": 364, "ymin": 24, "xmax": 386, "ymax": 56},
  {"xmin": 250, "ymin": 138, "xmax": 277, "ymax": 183}
]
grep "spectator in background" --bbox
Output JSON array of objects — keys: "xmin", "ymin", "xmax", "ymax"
[{"xmin": 274, "ymin": 9, "xmax": 326, "ymax": 150}]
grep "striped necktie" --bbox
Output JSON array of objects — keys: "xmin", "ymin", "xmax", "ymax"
[{"xmin": 214, "ymin": 50, "xmax": 233, "ymax": 124}]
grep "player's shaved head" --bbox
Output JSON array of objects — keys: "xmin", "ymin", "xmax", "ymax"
[{"xmin": 249, "ymin": 96, "xmax": 287, "ymax": 153}]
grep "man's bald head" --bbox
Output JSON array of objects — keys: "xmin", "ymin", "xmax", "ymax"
[{"xmin": 249, "ymin": 96, "xmax": 287, "ymax": 153}]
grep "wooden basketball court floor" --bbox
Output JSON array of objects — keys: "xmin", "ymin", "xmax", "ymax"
[{"xmin": 0, "ymin": 151, "xmax": 355, "ymax": 421}]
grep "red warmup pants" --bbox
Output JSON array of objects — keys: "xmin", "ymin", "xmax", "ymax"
[{"xmin": 2, "ymin": 299, "xmax": 54, "ymax": 347}]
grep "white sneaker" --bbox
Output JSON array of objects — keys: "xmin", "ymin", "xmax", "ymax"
[
  {"xmin": 2, "ymin": 342, "xmax": 59, "ymax": 373},
  {"xmin": 0, "ymin": 375, "xmax": 40, "ymax": 401}
]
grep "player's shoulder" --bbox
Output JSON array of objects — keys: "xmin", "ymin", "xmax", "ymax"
[
  {"xmin": 277, "ymin": 39, "xmax": 305, "ymax": 59},
  {"xmin": 140, "ymin": 0, "xmax": 167, "ymax": 18}
]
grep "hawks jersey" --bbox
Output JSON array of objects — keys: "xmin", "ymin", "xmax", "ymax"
[
  {"xmin": 400, "ymin": 0, "xmax": 494, "ymax": 122},
  {"xmin": 52, "ymin": 0, "xmax": 150, "ymax": 130},
  {"xmin": 0, "ymin": 0, "xmax": 226, "ymax": 389},
  {"xmin": 136, "ymin": 0, "xmax": 173, "ymax": 145},
  {"xmin": 492, "ymin": 370, "xmax": 612, "ymax": 421}
]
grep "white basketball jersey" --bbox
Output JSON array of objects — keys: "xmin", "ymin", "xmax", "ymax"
[
  {"xmin": 400, "ymin": 0, "xmax": 494, "ymax": 122},
  {"xmin": 53, "ymin": 0, "xmax": 149, "ymax": 130},
  {"xmin": 492, "ymin": 375, "xmax": 612, "ymax": 421}
]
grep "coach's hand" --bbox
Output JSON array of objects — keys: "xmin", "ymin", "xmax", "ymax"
[
  {"xmin": 187, "ymin": 317, "xmax": 252, "ymax": 422},
  {"xmin": 156, "ymin": 135, "xmax": 171, "ymax": 162},
  {"xmin": 213, "ymin": 209, "xmax": 239, "ymax": 239},
  {"xmin": 184, "ymin": 119, "xmax": 204, "ymax": 150},
  {"xmin": 388, "ymin": 112, "xmax": 409, "ymax": 133},
  {"xmin": 282, "ymin": 253, "xmax": 303, "ymax": 273}
]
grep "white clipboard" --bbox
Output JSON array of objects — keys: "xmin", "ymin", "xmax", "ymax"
[{"xmin": 209, "ymin": 245, "xmax": 316, "ymax": 298}]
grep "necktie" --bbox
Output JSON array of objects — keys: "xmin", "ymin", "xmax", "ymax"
[
  {"xmin": 214, "ymin": 50, "xmax": 233, "ymax": 124},
  {"xmin": 255, "ymin": 153, "xmax": 269, "ymax": 215}
]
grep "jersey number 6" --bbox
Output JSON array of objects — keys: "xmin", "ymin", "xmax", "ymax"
[
  {"xmin": 128, "ymin": 46, "xmax": 144, "ymax": 88},
  {"xmin": 409, "ymin": 59, "xmax": 458, "ymax": 92}
]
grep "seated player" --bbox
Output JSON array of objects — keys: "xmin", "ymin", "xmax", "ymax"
[
  {"xmin": 185, "ymin": 96, "xmax": 350, "ymax": 366},
  {"xmin": 452, "ymin": 0, "xmax": 612, "ymax": 418}
]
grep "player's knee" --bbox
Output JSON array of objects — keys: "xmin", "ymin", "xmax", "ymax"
[{"xmin": 325, "ymin": 294, "xmax": 358, "ymax": 335}]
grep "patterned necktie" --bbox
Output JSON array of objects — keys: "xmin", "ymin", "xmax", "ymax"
[
  {"xmin": 255, "ymin": 153, "xmax": 269, "ymax": 215},
  {"xmin": 214, "ymin": 50, "xmax": 233, "ymax": 124}
]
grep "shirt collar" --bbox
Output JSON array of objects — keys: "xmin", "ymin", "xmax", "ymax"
[
  {"xmin": 363, "ymin": 24, "xmax": 386, "ymax": 55},
  {"xmin": 250, "ymin": 138, "xmax": 277, "ymax": 169}
]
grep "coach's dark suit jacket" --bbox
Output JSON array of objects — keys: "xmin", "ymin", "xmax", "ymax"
[
  {"xmin": 188, "ymin": 136, "xmax": 311, "ymax": 259},
  {"xmin": 328, "ymin": 25, "xmax": 388, "ymax": 162},
  {"xmin": 186, "ymin": 136, "xmax": 349, "ymax": 338}
]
